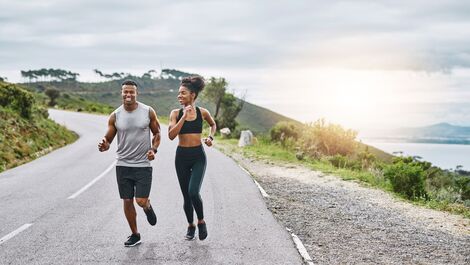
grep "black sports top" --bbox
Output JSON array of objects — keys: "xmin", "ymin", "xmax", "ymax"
[{"xmin": 177, "ymin": 106, "xmax": 203, "ymax": 134}]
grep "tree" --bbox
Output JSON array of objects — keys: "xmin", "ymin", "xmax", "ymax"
[
  {"xmin": 45, "ymin": 88, "xmax": 60, "ymax": 106},
  {"xmin": 217, "ymin": 93, "xmax": 244, "ymax": 130},
  {"xmin": 203, "ymin": 77, "xmax": 244, "ymax": 131},
  {"xmin": 94, "ymin": 69, "xmax": 104, "ymax": 77},
  {"xmin": 203, "ymin": 77, "xmax": 227, "ymax": 119}
]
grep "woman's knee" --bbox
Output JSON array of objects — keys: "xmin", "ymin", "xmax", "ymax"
[{"xmin": 188, "ymin": 189, "xmax": 200, "ymax": 200}]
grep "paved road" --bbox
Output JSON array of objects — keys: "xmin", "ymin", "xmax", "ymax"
[{"xmin": 0, "ymin": 109, "xmax": 303, "ymax": 265}]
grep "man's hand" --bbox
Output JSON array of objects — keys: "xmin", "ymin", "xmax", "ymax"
[
  {"xmin": 147, "ymin": 149, "xmax": 156, "ymax": 161},
  {"xmin": 98, "ymin": 137, "xmax": 110, "ymax": 152}
]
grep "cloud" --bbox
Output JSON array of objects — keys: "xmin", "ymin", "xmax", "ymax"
[
  {"xmin": 1, "ymin": 0, "xmax": 469, "ymax": 127},
  {"xmin": 1, "ymin": 0, "xmax": 470, "ymax": 73}
]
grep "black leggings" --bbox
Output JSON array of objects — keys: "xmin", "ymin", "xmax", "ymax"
[{"xmin": 175, "ymin": 145, "xmax": 207, "ymax": 224}]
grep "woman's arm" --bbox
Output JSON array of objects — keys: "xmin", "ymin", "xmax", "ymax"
[
  {"xmin": 201, "ymin": 108, "xmax": 217, "ymax": 146},
  {"xmin": 168, "ymin": 109, "xmax": 186, "ymax": 140}
]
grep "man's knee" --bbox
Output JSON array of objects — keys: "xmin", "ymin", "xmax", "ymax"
[
  {"xmin": 123, "ymin": 198, "xmax": 133, "ymax": 205},
  {"xmin": 135, "ymin": 197, "xmax": 148, "ymax": 207}
]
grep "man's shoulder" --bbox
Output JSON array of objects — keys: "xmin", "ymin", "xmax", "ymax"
[
  {"xmin": 113, "ymin": 105, "xmax": 124, "ymax": 113},
  {"xmin": 137, "ymin": 101, "xmax": 150, "ymax": 110}
]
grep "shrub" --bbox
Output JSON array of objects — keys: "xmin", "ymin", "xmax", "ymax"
[
  {"xmin": 433, "ymin": 187, "xmax": 461, "ymax": 203},
  {"xmin": 270, "ymin": 121, "xmax": 303, "ymax": 143},
  {"xmin": 45, "ymin": 88, "xmax": 60, "ymax": 106},
  {"xmin": 455, "ymin": 175, "xmax": 470, "ymax": 201},
  {"xmin": 300, "ymin": 119, "xmax": 357, "ymax": 156},
  {"xmin": 383, "ymin": 157, "xmax": 428, "ymax": 200},
  {"xmin": 0, "ymin": 83, "xmax": 34, "ymax": 118},
  {"xmin": 357, "ymin": 146, "xmax": 377, "ymax": 170}
]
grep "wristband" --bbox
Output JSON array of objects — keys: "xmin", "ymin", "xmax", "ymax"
[{"xmin": 208, "ymin": 136, "xmax": 214, "ymax": 141}]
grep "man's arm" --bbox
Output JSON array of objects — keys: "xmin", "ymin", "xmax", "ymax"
[
  {"xmin": 98, "ymin": 113, "xmax": 117, "ymax": 152},
  {"xmin": 147, "ymin": 107, "xmax": 161, "ymax": 160}
]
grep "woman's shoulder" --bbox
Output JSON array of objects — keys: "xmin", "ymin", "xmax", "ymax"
[
  {"xmin": 197, "ymin": 107, "xmax": 211, "ymax": 116},
  {"xmin": 169, "ymin": 108, "xmax": 180, "ymax": 117},
  {"xmin": 197, "ymin": 106, "xmax": 209, "ymax": 113}
]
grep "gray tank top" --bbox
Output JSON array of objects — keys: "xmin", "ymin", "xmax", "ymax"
[{"xmin": 114, "ymin": 102, "xmax": 152, "ymax": 167}]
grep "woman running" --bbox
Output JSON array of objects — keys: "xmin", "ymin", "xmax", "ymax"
[{"xmin": 168, "ymin": 75, "xmax": 216, "ymax": 240}]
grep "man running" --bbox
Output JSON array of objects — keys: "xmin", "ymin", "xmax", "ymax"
[{"xmin": 98, "ymin": 80, "xmax": 161, "ymax": 247}]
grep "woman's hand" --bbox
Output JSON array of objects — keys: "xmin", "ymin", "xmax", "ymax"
[
  {"xmin": 203, "ymin": 136, "xmax": 213, "ymax": 147},
  {"xmin": 182, "ymin": 105, "xmax": 194, "ymax": 119}
]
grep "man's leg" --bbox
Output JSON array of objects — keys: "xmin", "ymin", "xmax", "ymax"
[
  {"xmin": 123, "ymin": 199, "xmax": 138, "ymax": 234},
  {"xmin": 116, "ymin": 166, "xmax": 141, "ymax": 246},
  {"xmin": 135, "ymin": 167, "xmax": 156, "ymax": 225}
]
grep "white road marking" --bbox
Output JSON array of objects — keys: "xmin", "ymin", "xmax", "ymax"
[
  {"xmin": 238, "ymin": 164, "xmax": 270, "ymax": 197},
  {"xmin": 290, "ymin": 231, "xmax": 315, "ymax": 265},
  {"xmin": 238, "ymin": 164, "xmax": 251, "ymax": 175},
  {"xmin": 253, "ymin": 179, "xmax": 270, "ymax": 198},
  {"xmin": 67, "ymin": 161, "xmax": 116, "ymax": 199},
  {"xmin": 0, "ymin": 223, "xmax": 33, "ymax": 245}
]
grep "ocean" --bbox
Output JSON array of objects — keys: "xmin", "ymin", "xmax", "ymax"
[{"xmin": 364, "ymin": 141, "xmax": 470, "ymax": 171}]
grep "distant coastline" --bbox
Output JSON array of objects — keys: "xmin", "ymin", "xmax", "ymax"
[
  {"xmin": 360, "ymin": 122, "xmax": 470, "ymax": 146},
  {"xmin": 362, "ymin": 137, "xmax": 470, "ymax": 145}
]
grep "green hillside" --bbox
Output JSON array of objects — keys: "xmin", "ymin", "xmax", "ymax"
[
  {"xmin": 0, "ymin": 82, "xmax": 77, "ymax": 172},
  {"xmin": 22, "ymin": 72, "xmax": 296, "ymax": 133}
]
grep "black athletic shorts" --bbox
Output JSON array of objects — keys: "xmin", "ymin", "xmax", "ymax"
[{"xmin": 116, "ymin": 166, "xmax": 152, "ymax": 199}]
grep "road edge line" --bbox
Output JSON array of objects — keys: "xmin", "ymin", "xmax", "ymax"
[{"xmin": 238, "ymin": 165, "xmax": 269, "ymax": 197}]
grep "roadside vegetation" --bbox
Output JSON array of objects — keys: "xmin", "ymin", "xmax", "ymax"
[
  {"xmin": 216, "ymin": 120, "xmax": 470, "ymax": 218},
  {"xmin": 0, "ymin": 82, "xmax": 78, "ymax": 173}
]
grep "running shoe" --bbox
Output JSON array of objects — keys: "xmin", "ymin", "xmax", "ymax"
[
  {"xmin": 186, "ymin": 226, "xmax": 196, "ymax": 240},
  {"xmin": 124, "ymin": 233, "xmax": 141, "ymax": 247},
  {"xmin": 143, "ymin": 203, "xmax": 157, "ymax": 226},
  {"xmin": 198, "ymin": 223, "xmax": 208, "ymax": 240}
]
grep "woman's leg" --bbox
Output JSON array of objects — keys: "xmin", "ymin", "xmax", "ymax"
[
  {"xmin": 188, "ymin": 152, "xmax": 207, "ymax": 222},
  {"xmin": 175, "ymin": 155, "xmax": 194, "ymax": 224}
]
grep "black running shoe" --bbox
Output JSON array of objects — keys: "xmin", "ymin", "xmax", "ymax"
[
  {"xmin": 198, "ymin": 223, "xmax": 208, "ymax": 240},
  {"xmin": 124, "ymin": 233, "xmax": 141, "ymax": 247},
  {"xmin": 186, "ymin": 226, "xmax": 196, "ymax": 240},
  {"xmin": 143, "ymin": 203, "xmax": 157, "ymax": 226}
]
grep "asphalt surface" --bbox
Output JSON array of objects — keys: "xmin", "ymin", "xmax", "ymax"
[{"xmin": 0, "ymin": 109, "xmax": 303, "ymax": 265}]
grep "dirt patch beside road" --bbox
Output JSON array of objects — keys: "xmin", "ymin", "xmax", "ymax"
[{"xmin": 220, "ymin": 146, "xmax": 470, "ymax": 265}]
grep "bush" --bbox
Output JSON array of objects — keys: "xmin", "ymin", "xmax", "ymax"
[
  {"xmin": 356, "ymin": 146, "xmax": 377, "ymax": 170},
  {"xmin": 455, "ymin": 175, "xmax": 470, "ymax": 201},
  {"xmin": 383, "ymin": 157, "xmax": 428, "ymax": 200},
  {"xmin": 45, "ymin": 88, "xmax": 60, "ymax": 106},
  {"xmin": 270, "ymin": 121, "xmax": 303, "ymax": 144},
  {"xmin": 300, "ymin": 119, "xmax": 357, "ymax": 156},
  {"xmin": 0, "ymin": 83, "xmax": 34, "ymax": 118}
]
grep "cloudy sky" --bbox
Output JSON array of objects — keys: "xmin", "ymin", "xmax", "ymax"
[{"xmin": 1, "ymin": 0, "xmax": 469, "ymax": 129}]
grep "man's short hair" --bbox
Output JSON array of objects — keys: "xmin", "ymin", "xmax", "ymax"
[{"xmin": 121, "ymin": 80, "xmax": 138, "ymax": 88}]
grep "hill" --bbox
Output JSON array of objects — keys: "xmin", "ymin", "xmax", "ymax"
[
  {"xmin": 0, "ymin": 82, "xmax": 77, "ymax": 172},
  {"xmin": 21, "ymin": 71, "xmax": 297, "ymax": 133}
]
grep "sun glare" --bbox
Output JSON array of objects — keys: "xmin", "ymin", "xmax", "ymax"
[{"xmin": 261, "ymin": 67, "xmax": 446, "ymax": 129}]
